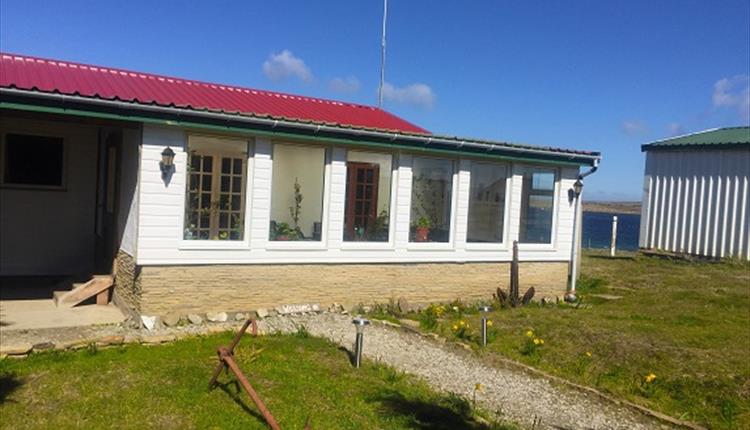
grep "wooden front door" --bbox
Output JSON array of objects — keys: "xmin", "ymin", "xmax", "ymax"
[{"xmin": 345, "ymin": 162, "xmax": 379, "ymax": 239}]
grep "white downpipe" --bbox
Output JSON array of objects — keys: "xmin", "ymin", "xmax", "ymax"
[{"xmin": 567, "ymin": 160, "xmax": 599, "ymax": 300}]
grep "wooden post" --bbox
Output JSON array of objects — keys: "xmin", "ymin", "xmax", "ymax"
[
  {"xmin": 610, "ymin": 215, "xmax": 618, "ymax": 257},
  {"xmin": 510, "ymin": 241, "xmax": 519, "ymax": 306}
]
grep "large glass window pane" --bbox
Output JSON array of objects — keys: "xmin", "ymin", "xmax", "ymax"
[
  {"xmin": 183, "ymin": 136, "xmax": 248, "ymax": 241},
  {"xmin": 3, "ymin": 134, "xmax": 64, "ymax": 187},
  {"xmin": 519, "ymin": 169, "xmax": 556, "ymax": 244},
  {"xmin": 344, "ymin": 151, "xmax": 392, "ymax": 242},
  {"xmin": 270, "ymin": 143, "xmax": 326, "ymax": 241},
  {"xmin": 410, "ymin": 157, "xmax": 453, "ymax": 243},
  {"xmin": 467, "ymin": 162, "xmax": 507, "ymax": 243}
]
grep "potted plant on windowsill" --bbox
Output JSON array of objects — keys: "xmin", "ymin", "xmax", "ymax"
[{"xmin": 414, "ymin": 216, "xmax": 431, "ymax": 242}]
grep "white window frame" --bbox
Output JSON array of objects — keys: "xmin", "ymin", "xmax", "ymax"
[
  {"xmin": 516, "ymin": 164, "xmax": 559, "ymax": 252},
  {"xmin": 266, "ymin": 141, "xmax": 331, "ymax": 251},
  {"xmin": 179, "ymin": 135, "xmax": 252, "ymax": 250},
  {"xmin": 406, "ymin": 155, "xmax": 458, "ymax": 250},
  {"xmin": 340, "ymin": 149, "xmax": 398, "ymax": 250},
  {"xmin": 464, "ymin": 159, "xmax": 512, "ymax": 251}
]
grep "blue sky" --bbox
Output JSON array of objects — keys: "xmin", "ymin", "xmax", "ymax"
[{"xmin": 2, "ymin": 0, "xmax": 748, "ymax": 201}]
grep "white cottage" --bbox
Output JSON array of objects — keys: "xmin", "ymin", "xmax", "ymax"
[
  {"xmin": 639, "ymin": 127, "xmax": 750, "ymax": 260},
  {"xmin": 0, "ymin": 53, "xmax": 600, "ymax": 318}
]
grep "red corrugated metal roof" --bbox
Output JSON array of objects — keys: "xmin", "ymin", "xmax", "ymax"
[{"xmin": 0, "ymin": 52, "xmax": 430, "ymax": 134}]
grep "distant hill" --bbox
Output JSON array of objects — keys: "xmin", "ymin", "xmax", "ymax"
[{"xmin": 583, "ymin": 201, "xmax": 641, "ymax": 215}]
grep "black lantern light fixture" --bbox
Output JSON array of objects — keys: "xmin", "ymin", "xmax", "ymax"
[{"xmin": 160, "ymin": 146, "xmax": 175, "ymax": 178}]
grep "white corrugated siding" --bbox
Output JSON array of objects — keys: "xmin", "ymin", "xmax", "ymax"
[{"xmin": 639, "ymin": 148, "xmax": 750, "ymax": 259}]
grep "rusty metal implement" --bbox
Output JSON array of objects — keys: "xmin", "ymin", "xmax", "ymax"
[{"xmin": 209, "ymin": 319, "xmax": 312, "ymax": 430}]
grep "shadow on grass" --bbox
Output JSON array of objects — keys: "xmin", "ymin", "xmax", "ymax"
[
  {"xmin": 0, "ymin": 374, "xmax": 23, "ymax": 404},
  {"xmin": 587, "ymin": 255, "xmax": 636, "ymax": 261},
  {"xmin": 337, "ymin": 346, "xmax": 356, "ymax": 367},
  {"xmin": 214, "ymin": 380, "xmax": 266, "ymax": 424},
  {"xmin": 373, "ymin": 390, "xmax": 508, "ymax": 430}
]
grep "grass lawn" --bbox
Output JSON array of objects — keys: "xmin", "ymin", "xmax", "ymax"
[
  {"xmin": 401, "ymin": 251, "xmax": 750, "ymax": 429},
  {"xmin": 0, "ymin": 330, "xmax": 513, "ymax": 430}
]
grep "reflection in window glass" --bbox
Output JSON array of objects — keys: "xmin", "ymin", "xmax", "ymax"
[
  {"xmin": 467, "ymin": 162, "xmax": 507, "ymax": 243},
  {"xmin": 410, "ymin": 157, "xmax": 453, "ymax": 243},
  {"xmin": 344, "ymin": 151, "xmax": 392, "ymax": 242},
  {"xmin": 184, "ymin": 136, "xmax": 248, "ymax": 241},
  {"xmin": 520, "ymin": 169, "xmax": 555, "ymax": 244},
  {"xmin": 270, "ymin": 143, "xmax": 326, "ymax": 241}
]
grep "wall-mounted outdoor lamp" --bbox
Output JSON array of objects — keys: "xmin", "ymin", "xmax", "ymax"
[
  {"xmin": 478, "ymin": 305, "xmax": 492, "ymax": 346},
  {"xmin": 160, "ymin": 146, "xmax": 176, "ymax": 179},
  {"xmin": 351, "ymin": 317, "xmax": 370, "ymax": 368}
]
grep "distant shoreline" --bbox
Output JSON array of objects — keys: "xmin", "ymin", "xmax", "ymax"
[{"xmin": 583, "ymin": 201, "xmax": 641, "ymax": 215}]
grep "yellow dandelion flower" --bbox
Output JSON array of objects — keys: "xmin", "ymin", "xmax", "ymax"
[
  {"xmin": 539, "ymin": 339, "xmax": 544, "ymax": 345},
  {"xmin": 474, "ymin": 382, "xmax": 483, "ymax": 391},
  {"xmin": 486, "ymin": 320, "xmax": 493, "ymax": 327},
  {"xmin": 452, "ymin": 306, "xmax": 459, "ymax": 312},
  {"xmin": 585, "ymin": 351, "xmax": 592, "ymax": 358},
  {"xmin": 452, "ymin": 325, "xmax": 459, "ymax": 331},
  {"xmin": 645, "ymin": 373, "xmax": 657, "ymax": 383},
  {"xmin": 533, "ymin": 338, "xmax": 541, "ymax": 345},
  {"xmin": 525, "ymin": 330, "xmax": 534, "ymax": 337},
  {"xmin": 459, "ymin": 320, "xmax": 466, "ymax": 326}
]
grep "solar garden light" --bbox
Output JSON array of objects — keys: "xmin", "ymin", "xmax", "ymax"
[
  {"xmin": 351, "ymin": 317, "xmax": 370, "ymax": 368},
  {"xmin": 478, "ymin": 305, "xmax": 492, "ymax": 346}
]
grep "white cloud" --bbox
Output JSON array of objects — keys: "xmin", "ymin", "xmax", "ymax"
[
  {"xmin": 381, "ymin": 82, "xmax": 436, "ymax": 109},
  {"xmin": 621, "ymin": 120, "xmax": 649, "ymax": 136},
  {"xmin": 262, "ymin": 50, "xmax": 312, "ymax": 82},
  {"xmin": 329, "ymin": 76, "xmax": 361, "ymax": 94},
  {"xmin": 713, "ymin": 75, "xmax": 750, "ymax": 122},
  {"xmin": 667, "ymin": 122, "xmax": 685, "ymax": 136}
]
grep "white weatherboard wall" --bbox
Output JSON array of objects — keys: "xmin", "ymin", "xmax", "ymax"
[
  {"xmin": 639, "ymin": 148, "xmax": 750, "ymax": 259},
  {"xmin": 136, "ymin": 124, "xmax": 581, "ymax": 265}
]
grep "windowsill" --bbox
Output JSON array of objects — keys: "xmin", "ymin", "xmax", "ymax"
[
  {"xmin": 341, "ymin": 241, "xmax": 394, "ymax": 250},
  {"xmin": 179, "ymin": 240, "xmax": 250, "ymax": 250},
  {"xmin": 266, "ymin": 241, "xmax": 328, "ymax": 251},
  {"xmin": 465, "ymin": 242, "xmax": 509, "ymax": 251},
  {"xmin": 0, "ymin": 184, "xmax": 67, "ymax": 192},
  {"xmin": 517, "ymin": 243, "xmax": 556, "ymax": 252},
  {"xmin": 406, "ymin": 242, "xmax": 455, "ymax": 251}
]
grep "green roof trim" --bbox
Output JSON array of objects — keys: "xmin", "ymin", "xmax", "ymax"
[{"xmin": 642, "ymin": 126, "xmax": 750, "ymax": 152}]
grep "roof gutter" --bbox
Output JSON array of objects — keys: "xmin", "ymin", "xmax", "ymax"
[{"xmin": 0, "ymin": 88, "xmax": 601, "ymax": 166}]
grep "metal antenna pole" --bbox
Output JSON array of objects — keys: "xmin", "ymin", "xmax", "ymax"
[{"xmin": 377, "ymin": 0, "xmax": 388, "ymax": 107}]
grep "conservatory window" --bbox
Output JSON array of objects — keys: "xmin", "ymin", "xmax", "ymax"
[
  {"xmin": 467, "ymin": 162, "xmax": 507, "ymax": 243},
  {"xmin": 519, "ymin": 169, "xmax": 556, "ymax": 244},
  {"xmin": 270, "ymin": 143, "xmax": 326, "ymax": 241},
  {"xmin": 184, "ymin": 136, "xmax": 249, "ymax": 241},
  {"xmin": 344, "ymin": 151, "xmax": 392, "ymax": 242},
  {"xmin": 409, "ymin": 157, "xmax": 454, "ymax": 243}
]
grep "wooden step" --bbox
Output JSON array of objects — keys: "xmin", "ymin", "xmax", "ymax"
[{"xmin": 54, "ymin": 275, "xmax": 114, "ymax": 308}]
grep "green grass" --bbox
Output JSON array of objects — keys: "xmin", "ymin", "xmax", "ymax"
[
  {"xmin": 412, "ymin": 251, "xmax": 750, "ymax": 429},
  {"xmin": 0, "ymin": 331, "xmax": 515, "ymax": 430}
]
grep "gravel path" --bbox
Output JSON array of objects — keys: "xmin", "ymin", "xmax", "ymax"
[
  {"xmin": 2, "ymin": 313, "xmax": 671, "ymax": 429},
  {"xmin": 260, "ymin": 313, "xmax": 668, "ymax": 430}
]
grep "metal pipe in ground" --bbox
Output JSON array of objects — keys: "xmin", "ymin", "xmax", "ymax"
[{"xmin": 478, "ymin": 305, "xmax": 492, "ymax": 347}]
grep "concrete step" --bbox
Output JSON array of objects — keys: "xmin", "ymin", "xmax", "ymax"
[{"xmin": 54, "ymin": 275, "xmax": 114, "ymax": 308}]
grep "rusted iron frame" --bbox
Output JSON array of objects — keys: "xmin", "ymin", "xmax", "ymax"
[{"xmin": 208, "ymin": 319, "xmax": 282, "ymax": 430}]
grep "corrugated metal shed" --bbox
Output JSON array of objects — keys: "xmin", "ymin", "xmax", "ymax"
[
  {"xmin": 0, "ymin": 52, "xmax": 429, "ymax": 134},
  {"xmin": 642, "ymin": 127, "xmax": 750, "ymax": 151},
  {"xmin": 639, "ymin": 127, "xmax": 750, "ymax": 260}
]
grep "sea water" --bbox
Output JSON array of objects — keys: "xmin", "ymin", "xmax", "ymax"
[{"xmin": 582, "ymin": 212, "xmax": 640, "ymax": 251}]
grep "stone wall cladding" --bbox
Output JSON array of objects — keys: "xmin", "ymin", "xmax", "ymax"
[
  {"xmin": 138, "ymin": 261, "xmax": 569, "ymax": 316},
  {"xmin": 113, "ymin": 250, "xmax": 141, "ymax": 314}
]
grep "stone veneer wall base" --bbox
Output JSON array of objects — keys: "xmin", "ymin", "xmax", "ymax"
[{"xmin": 137, "ymin": 261, "xmax": 570, "ymax": 316}]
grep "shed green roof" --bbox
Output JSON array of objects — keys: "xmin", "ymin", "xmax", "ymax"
[{"xmin": 642, "ymin": 126, "xmax": 750, "ymax": 151}]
